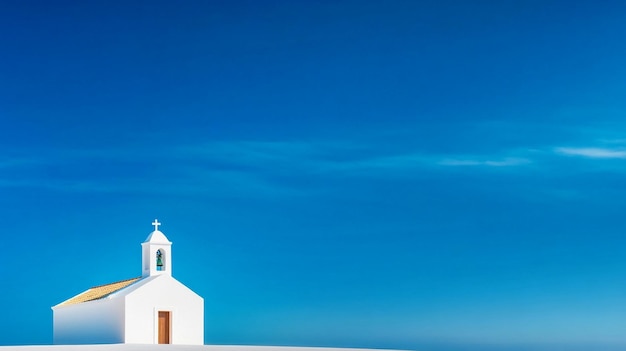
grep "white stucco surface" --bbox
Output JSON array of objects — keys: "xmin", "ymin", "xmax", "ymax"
[
  {"xmin": 52, "ymin": 296, "xmax": 125, "ymax": 344},
  {"xmin": 52, "ymin": 274, "xmax": 203, "ymax": 345},
  {"xmin": 0, "ymin": 345, "xmax": 411, "ymax": 351},
  {"xmin": 142, "ymin": 229, "xmax": 172, "ymax": 278},
  {"xmin": 124, "ymin": 275, "xmax": 204, "ymax": 344}
]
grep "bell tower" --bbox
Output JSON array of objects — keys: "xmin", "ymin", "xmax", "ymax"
[{"xmin": 142, "ymin": 219, "xmax": 173, "ymax": 277}]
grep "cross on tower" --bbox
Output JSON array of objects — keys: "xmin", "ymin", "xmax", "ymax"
[{"xmin": 152, "ymin": 219, "xmax": 161, "ymax": 231}]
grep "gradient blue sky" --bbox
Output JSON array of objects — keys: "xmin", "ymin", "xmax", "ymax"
[{"xmin": 2, "ymin": 1, "xmax": 626, "ymax": 350}]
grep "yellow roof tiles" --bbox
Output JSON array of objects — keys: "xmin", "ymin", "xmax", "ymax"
[{"xmin": 59, "ymin": 277, "xmax": 142, "ymax": 306}]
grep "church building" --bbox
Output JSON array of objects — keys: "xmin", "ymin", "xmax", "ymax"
[{"xmin": 51, "ymin": 220, "xmax": 204, "ymax": 345}]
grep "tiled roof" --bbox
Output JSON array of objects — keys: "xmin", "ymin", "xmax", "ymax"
[{"xmin": 59, "ymin": 277, "xmax": 142, "ymax": 306}]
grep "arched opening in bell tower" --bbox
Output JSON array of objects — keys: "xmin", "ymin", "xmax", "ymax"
[{"xmin": 156, "ymin": 249, "xmax": 165, "ymax": 271}]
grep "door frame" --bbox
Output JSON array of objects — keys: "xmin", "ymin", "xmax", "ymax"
[
  {"xmin": 153, "ymin": 307, "xmax": 175, "ymax": 344},
  {"xmin": 158, "ymin": 311, "xmax": 171, "ymax": 344}
]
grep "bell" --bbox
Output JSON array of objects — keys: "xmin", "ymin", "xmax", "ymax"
[{"xmin": 156, "ymin": 250, "xmax": 164, "ymax": 268}]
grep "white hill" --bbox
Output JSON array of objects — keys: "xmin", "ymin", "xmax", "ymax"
[{"xmin": 0, "ymin": 345, "xmax": 409, "ymax": 351}]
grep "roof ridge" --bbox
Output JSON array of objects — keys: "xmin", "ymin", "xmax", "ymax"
[{"xmin": 90, "ymin": 276, "xmax": 142, "ymax": 289}]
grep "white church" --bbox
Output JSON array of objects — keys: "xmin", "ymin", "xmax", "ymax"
[{"xmin": 51, "ymin": 220, "xmax": 204, "ymax": 345}]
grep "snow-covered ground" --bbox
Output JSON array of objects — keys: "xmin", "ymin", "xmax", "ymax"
[{"xmin": 0, "ymin": 345, "xmax": 408, "ymax": 351}]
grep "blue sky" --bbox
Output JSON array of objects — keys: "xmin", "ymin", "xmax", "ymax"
[{"xmin": 2, "ymin": 1, "xmax": 626, "ymax": 350}]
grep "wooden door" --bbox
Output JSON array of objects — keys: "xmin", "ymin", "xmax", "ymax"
[{"xmin": 158, "ymin": 311, "xmax": 171, "ymax": 344}]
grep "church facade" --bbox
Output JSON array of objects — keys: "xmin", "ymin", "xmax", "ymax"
[{"xmin": 51, "ymin": 221, "xmax": 204, "ymax": 345}]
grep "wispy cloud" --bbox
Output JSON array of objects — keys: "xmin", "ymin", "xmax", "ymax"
[
  {"xmin": 438, "ymin": 157, "xmax": 531, "ymax": 167},
  {"xmin": 554, "ymin": 147, "xmax": 626, "ymax": 159},
  {"xmin": 0, "ymin": 140, "xmax": 539, "ymax": 195},
  {"xmin": 330, "ymin": 153, "xmax": 428, "ymax": 172},
  {"xmin": 0, "ymin": 141, "xmax": 336, "ymax": 195},
  {"xmin": 182, "ymin": 141, "xmax": 537, "ymax": 170}
]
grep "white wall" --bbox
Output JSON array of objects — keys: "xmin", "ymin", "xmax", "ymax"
[
  {"xmin": 0, "ymin": 345, "xmax": 410, "ymax": 351},
  {"xmin": 142, "ymin": 243, "xmax": 172, "ymax": 278},
  {"xmin": 52, "ymin": 297, "xmax": 125, "ymax": 344},
  {"xmin": 124, "ymin": 275, "xmax": 204, "ymax": 345}
]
